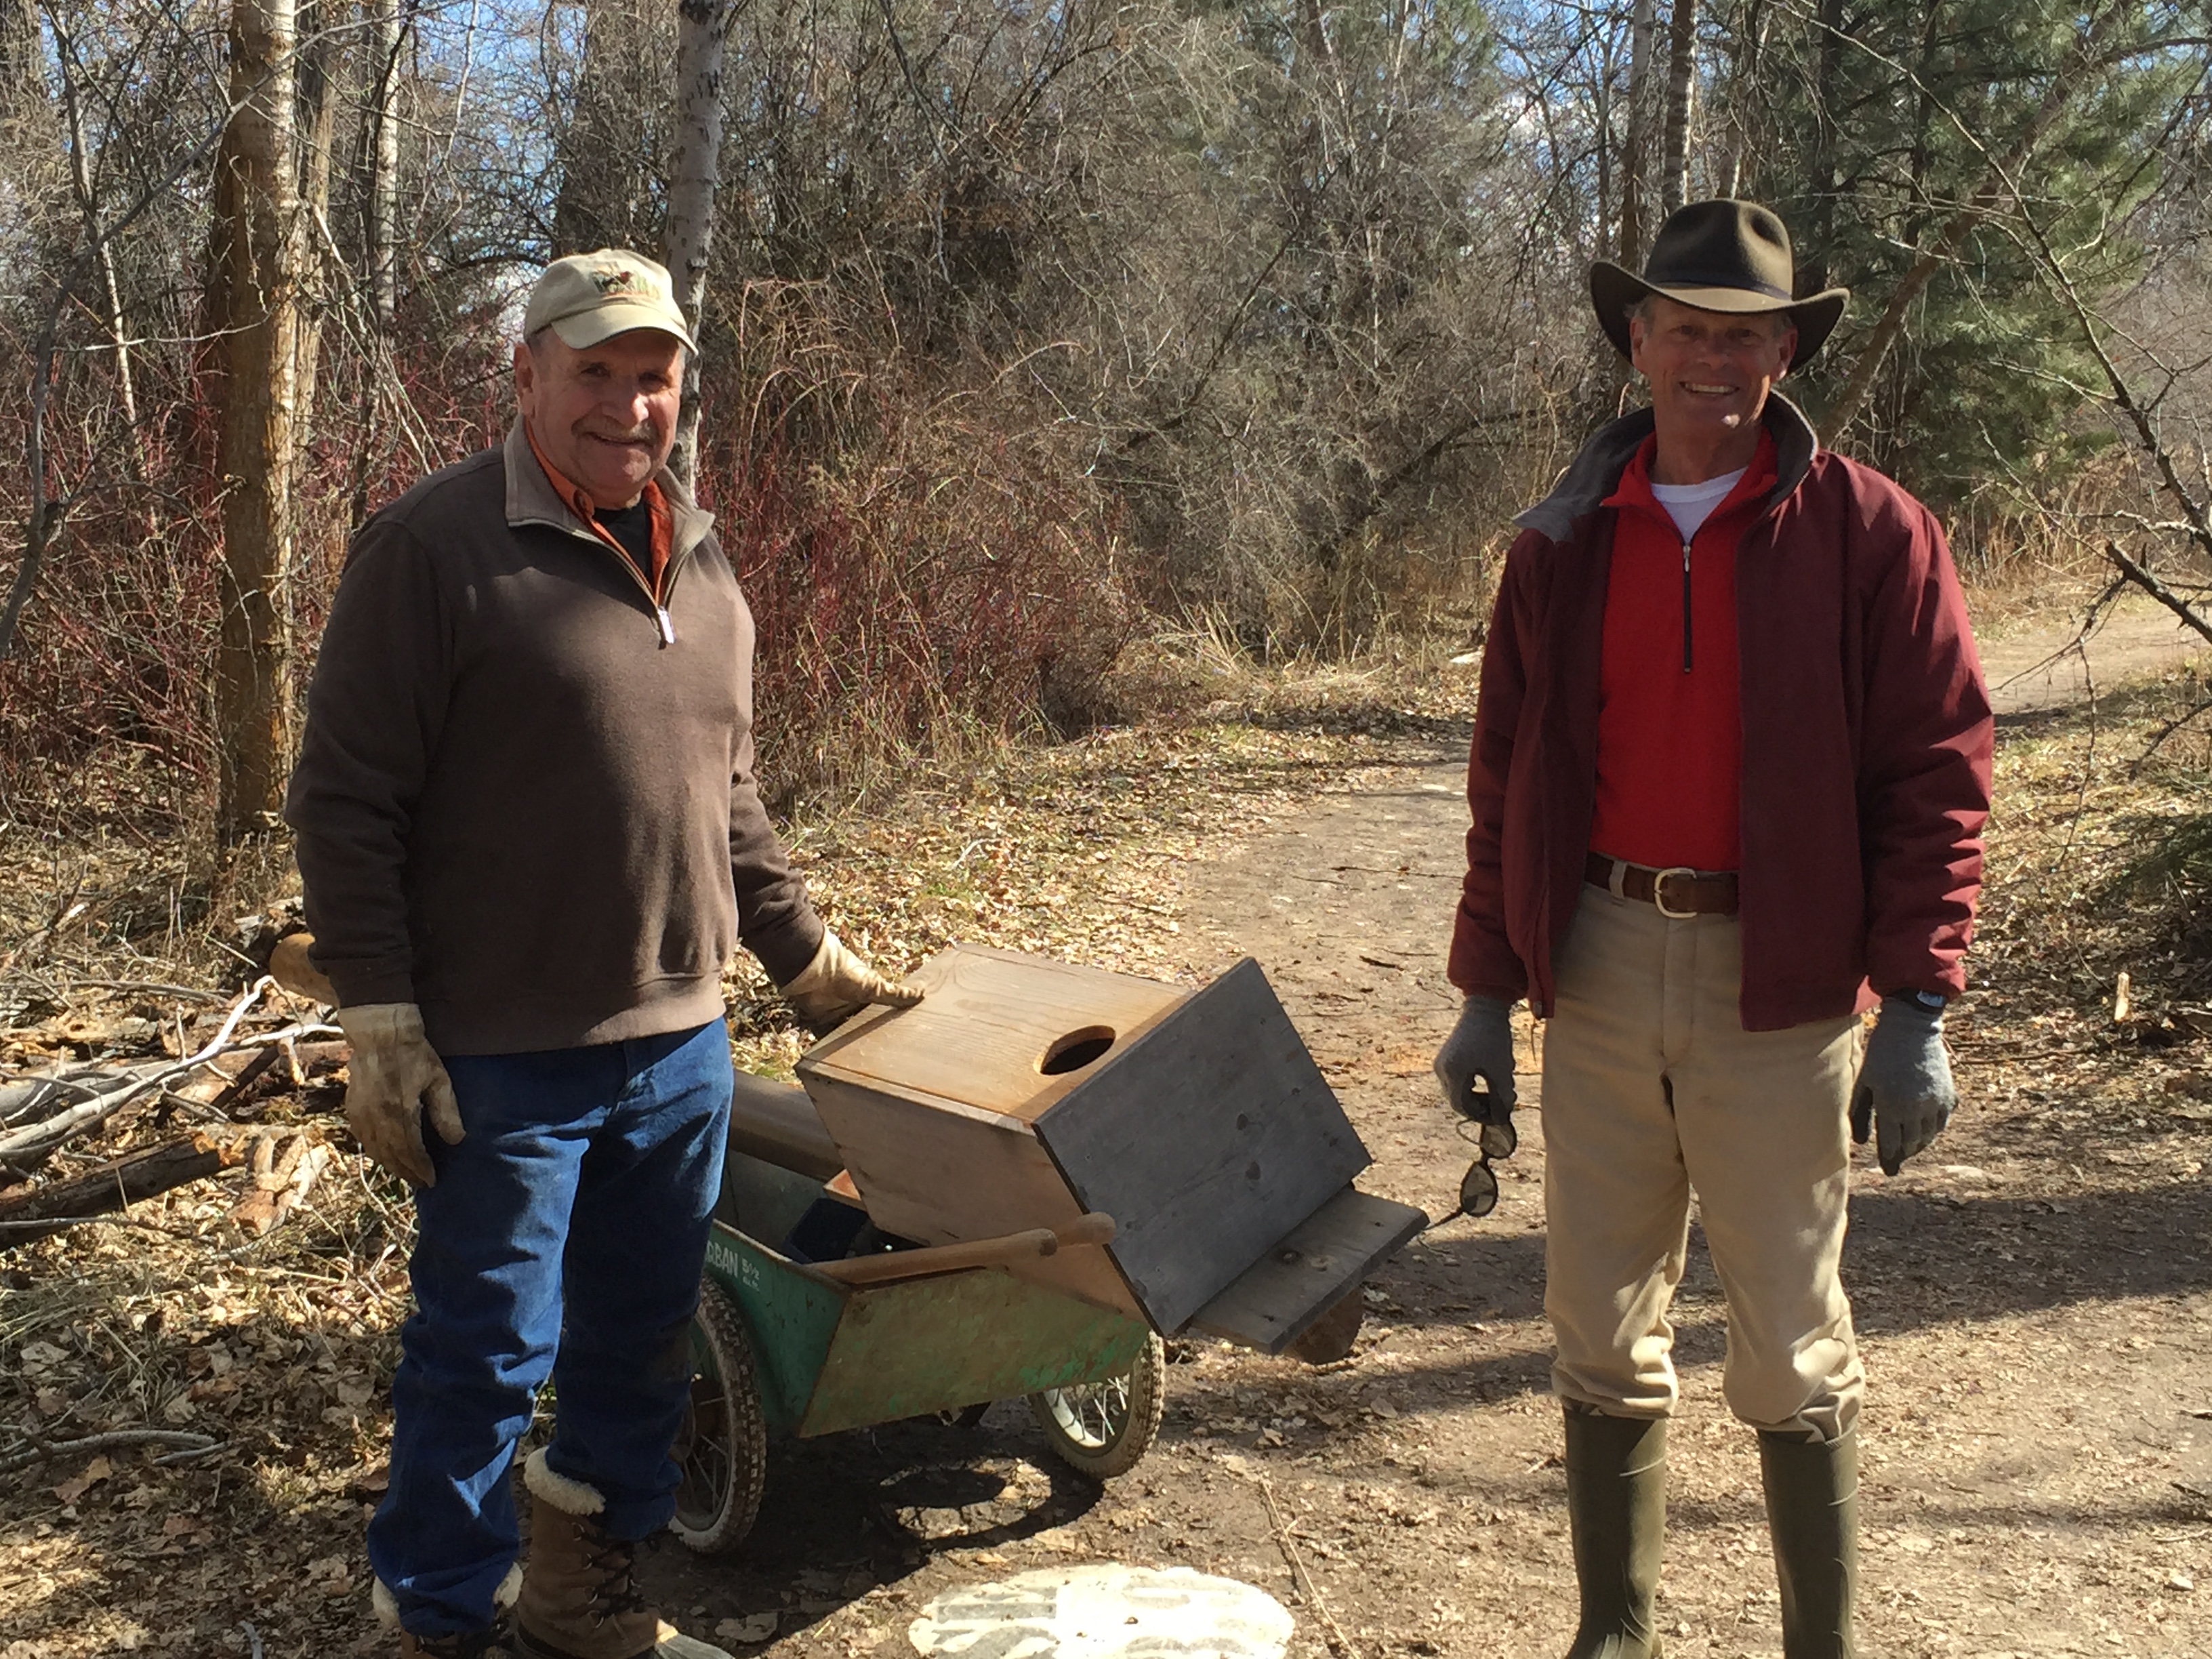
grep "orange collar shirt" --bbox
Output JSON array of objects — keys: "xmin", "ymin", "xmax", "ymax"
[
  {"xmin": 522, "ymin": 420, "xmax": 674, "ymax": 601},
  {"xmin": 1589, "ymin": 430, "xmax": 1778, "ymax": 874}
]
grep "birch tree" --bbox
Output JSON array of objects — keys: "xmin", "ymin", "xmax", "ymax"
[
  {"xmin": 1616, "ymin": 0, "xmax": 1658, "ymax": 268},
  {"xmin": 665, "ymin": 0, "xmax": 735, "ymax": 494},
  {"xmin": 365, "ymin": 0, "xmax": 403, "ymax": 333},
  {"xmin": 1660, "ymin": 0, "xmax": 1697, "ymax": 213}
]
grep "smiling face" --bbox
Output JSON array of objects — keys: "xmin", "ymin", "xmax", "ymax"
[
  {"xmin": 1628, "ymin": 295, "xmax": 1797, "ymax": 483},
  {"xmin": 513, "ymin": 327, "xmax": 685, "ymax": 508}
]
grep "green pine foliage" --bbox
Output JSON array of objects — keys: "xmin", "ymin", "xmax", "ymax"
[{"xmin": 1740, "ymin": 0, "xmax": 2194, "ymax": 507}]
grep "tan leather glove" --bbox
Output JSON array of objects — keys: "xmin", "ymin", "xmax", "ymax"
[
  {"xmin": 334, "ymin": 1002, "xmax": 464, "ymax": 1187},
  {"xmin": 780, "ymin": 930, "xmax": 924, "ymax": 1033}
]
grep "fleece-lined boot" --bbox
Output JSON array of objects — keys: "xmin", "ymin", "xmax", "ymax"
[
  {"xmin": 372, "ymin": 1562, "xmax": 522, "ymax": 1658},
  {"xmin": 1561, "ymin": 1406, "xmax": 1667, "ymax": 1659},
  {"xmin": 1759, "ymin": 1427, "xmax": 1858, "ymax": 1659},
  {"xmin": 514, "ymin": 1449, "xmax": 733, "ymax": 1659}
]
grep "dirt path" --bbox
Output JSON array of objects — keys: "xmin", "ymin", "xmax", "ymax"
[
  {"xmin": 638, "ymin": 602, "xmax": 2209, "ymax": 1659},
  {"xmin": 1976, "ymin": 590, "xmax": 2206, "ymax": 717},
  {"xmin": 1139, "ymin": 602, "xmax": 2212, "ymax": 1658}
]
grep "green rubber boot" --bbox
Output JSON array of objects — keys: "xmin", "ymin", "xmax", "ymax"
[
  {"xmin": 1561, "ymin": 1406, "xmax": 1666, "ymax": 1659},
  {"xmin": 1758, "ymin": 1427, "xmax": 1858, "ymax": 1659}
]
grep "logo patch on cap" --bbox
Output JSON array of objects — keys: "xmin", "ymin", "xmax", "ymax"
[{"xmin": 593, "ymin": 269, "xmax": 637, "ymax": 294}]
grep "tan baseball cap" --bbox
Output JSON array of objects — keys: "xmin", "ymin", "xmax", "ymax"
[{"xmin": 523, "ymin": 249, "xmax": 696, "ymax": 352}]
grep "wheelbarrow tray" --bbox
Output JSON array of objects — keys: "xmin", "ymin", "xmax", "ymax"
[{"xmin": 701, "ymin": 1218, "xmax": 1153, "ymax": 1439}]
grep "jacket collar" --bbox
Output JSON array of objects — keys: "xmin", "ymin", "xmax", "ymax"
[
  {"xmin": 1513, "ymin": 390, "xmax": 1818, "ymax": 544},
  {"xmin": 502, "ymin": 417, "xmax": 715, "ymax": 565}
]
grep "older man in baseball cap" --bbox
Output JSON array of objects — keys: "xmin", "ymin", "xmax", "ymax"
[
  {"xmin": 287, "ymin": 250, "xmax": 921, "ymax": 1659},
  {"xmin": 1435, "ymin": 201, "xmax": 1992, "ymax": 1655}
]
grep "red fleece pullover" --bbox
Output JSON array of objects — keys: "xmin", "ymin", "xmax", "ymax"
[{"xmin": 1589, "ymin": 431, "xmax": 1776, "ymax": 872}]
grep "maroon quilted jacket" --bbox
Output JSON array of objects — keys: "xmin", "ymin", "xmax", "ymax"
[{"xmin": 1447, "ymin": 395, "xmax": 1993, "ymax": 1031}]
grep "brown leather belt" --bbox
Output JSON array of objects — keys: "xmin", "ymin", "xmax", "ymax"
[{"xmin": 1584, "ymin": 852, "xmax": 1739, "ymax": 917}]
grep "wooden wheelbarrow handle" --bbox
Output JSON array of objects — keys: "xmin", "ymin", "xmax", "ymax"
[{"xmin": 812, "ymin": 1212, "xmax": 1116, "ymax": 1286}]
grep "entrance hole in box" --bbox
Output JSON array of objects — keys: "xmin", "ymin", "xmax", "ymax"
[{"xmin": 1038, "ymin": 1026, "xmax": 1115, "ymax": 1076}]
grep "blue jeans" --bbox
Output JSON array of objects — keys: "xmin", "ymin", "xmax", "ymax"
[{"xmin": 369, "ymin": 1021, "xmax": 732, "ymax": 1637}]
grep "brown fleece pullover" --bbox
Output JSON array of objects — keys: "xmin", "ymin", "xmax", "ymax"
[{"xmin": 283, "ymin": 421, "xmax": 824, "ymax": 1056}]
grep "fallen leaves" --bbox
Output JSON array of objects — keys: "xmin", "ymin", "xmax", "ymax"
[{"xmin": 51, "ymin": 1454, "xmax": 111, "ymax": 1504}]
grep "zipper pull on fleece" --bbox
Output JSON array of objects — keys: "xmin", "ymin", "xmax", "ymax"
[
  {"xmin": 1680, "ymin": 541, "xmax": 1694, "ymax": 673},
  {"xmin": 655, "ymin": 605, "xmax": 675, "ymax": 647}
]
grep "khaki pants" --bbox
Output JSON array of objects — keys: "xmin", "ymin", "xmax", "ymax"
[{"xmin": 1542, "ymin": 886, "xmax": 1862, "ymax": 1441}]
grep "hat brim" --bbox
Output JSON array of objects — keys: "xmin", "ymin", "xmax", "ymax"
[
  {"xmin": 1590, "ymin": 262, "xmax": 1847, "ymax": 367},
  {"xmin": 548, "ymin": 298, "xmax": 696, "ymax": 353}
]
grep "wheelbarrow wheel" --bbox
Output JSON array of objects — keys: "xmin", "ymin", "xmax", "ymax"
[
  {"xmin": 672, "ymin": 1282, "xmax": 769, "ymax": 1555},
  {"xmin": 1027, "ymin": 1331, "xmax": 1166, "ymax": 1479}
]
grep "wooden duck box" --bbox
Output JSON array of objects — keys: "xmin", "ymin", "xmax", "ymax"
[{"xmin": 796, "ymin": 944, "xmax": 1422, "ymax": 1347}]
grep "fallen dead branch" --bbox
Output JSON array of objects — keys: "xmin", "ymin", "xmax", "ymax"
[
  {"xmin": 1242, "ymin": 1457, "xmax": 1363, "ymax": 1659},
  {"xmin": 0, "ymin": 1122, "xmax": 335, "ymax": 1250},
  {"xmin": 0, "ymin": 1132, "xmax": 249, "ymax": 1250},
  {"xmin": 0, "ymin": 1428, "xmax": 219, "ymax": 1476},
  {"xmin": 0, "ymin": 977, "xmax": 335, "ymax": 1176}
]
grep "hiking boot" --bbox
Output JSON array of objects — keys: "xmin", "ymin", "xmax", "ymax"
[
  {"xmin": 1561, "ymin": 1406, "xmax": 1666, "ymax": 1659},
  {"xmin": 514, "ymin": 1450, "xmax": 733, "ymax": 1659},
  {"xmin": 1759, "ymin": 1427, "xmax": 1858, "ymax": 1659}
]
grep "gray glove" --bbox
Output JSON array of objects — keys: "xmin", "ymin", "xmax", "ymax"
[
  {"xmin": 1850, "ymin": 996, "xmax": 1957, "ymax": 1176},
  {"xmin": 1433, "ymin": 995, "xmax": 1516, "ymax": 1125},
  {"xmin": 334, "ymin": 1002, "xmax": 464, "ymax": 1187}
]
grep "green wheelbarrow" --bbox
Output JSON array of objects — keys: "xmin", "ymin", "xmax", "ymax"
[
  {"xmin": 671, "ymin": 948, "xmax": 1430, "ymax": 1556},
  {"xmin": 668, "ymin": 1073, "xmax": 1168, "ymax": 1555}
]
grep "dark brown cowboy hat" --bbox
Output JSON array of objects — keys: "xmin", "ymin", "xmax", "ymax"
[{"xmin": 1590, "ymin": 199, "xmax": 1849, "ymax": 365}]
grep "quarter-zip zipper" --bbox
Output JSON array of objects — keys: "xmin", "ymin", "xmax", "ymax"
[
  {"xmin": 529, "ymin": 516, "xmax": 692, "ymax": 647},
  {"xmin": 1680, "ymin": 539, "xmax": 1694, "ymax": 672}
]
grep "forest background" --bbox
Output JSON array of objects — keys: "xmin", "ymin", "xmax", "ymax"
[{"xmin": 0, "ymin": 0, "xmax": 2209, "ymax": 877}]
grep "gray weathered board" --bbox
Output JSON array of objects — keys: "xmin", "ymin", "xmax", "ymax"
[
  {"xmin": 1029, "ymin": 956, "xmax": 1370, "ymax": 1333},
  {"xmin": 1186, "ymin": 1185, "xmax": 1428, "ymax": 1353}
]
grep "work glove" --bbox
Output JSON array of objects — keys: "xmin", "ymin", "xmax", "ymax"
[
  {"xmin": 1849, "ymin": 996, "xmax": 1957, "ymax": 1176},
  {"xmin": 1433, "ymin": 994, "xmax": 1517, "ymax": 1126},
  {"xmin": 781, "ymin": 929, "xmax": 924, "ymax": 1033},
  {"xmin": 334, "ymin": 1002, "xmax": 464, "ymax": 1187}
]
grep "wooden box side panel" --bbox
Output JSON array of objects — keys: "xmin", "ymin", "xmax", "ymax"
[
  {"xmin": 798, "ymin": 1071, "xmax": 1140, "ymax": 1318},
  {"xmin": 1035, "ymin": 956, "xmax": 1370, "ymax": 1333},
  {"xmin": 798, "ymin": 944, "xmax": 1189, "ymax": 1123}
]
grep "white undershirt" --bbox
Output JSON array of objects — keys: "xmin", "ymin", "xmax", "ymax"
[{"xmin": 1647, "ymin": 466, "xmax": 1747, "ymax": 543}]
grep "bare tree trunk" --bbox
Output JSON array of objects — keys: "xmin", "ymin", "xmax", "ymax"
[
  {"xmin": 1823, "ymin": 0, "xmax": 2134, "ymax": 441},
  {"xmin": 0, "ymin": 0, "xmax": 39, "ymax": 119},
  {"xmin": 0, "ymin": 300, "xmax": 62, "ymax": 665},
  {"xmin": 1616, "ymin": 0, "xmax": 1657, "ymax": 271},
  {"xmin": 1803, "ymin": 0, "xmax": 1844, "ymax": 266},
  {"xmin": 1715, "ymin": 0, "xmax": 1766, "ymax": 198},
  {"xmin": 1594, "ymin": 33, "xmax": 1614, "ymax": 261},
  {"xmin": 213, "ymin": 0, "xmax": 302, "ymax": 845},
  {"xmin": 292, "ymin": 0, "xmax": 345, "ymax": 454},
  {"xmin": 365, "ymin": 0, "xmax": 403, "ymax": 332},
  {"xmin": 665, "ymin": 0, "xmax": 735, "ymax": 493},
  {"xmin": 55, "ymin": 26, "xmax": 157, "ymax": 529},
  {"xmin": 1660, "ymin": 0, "xmax": 1698, "ymax": 214}
]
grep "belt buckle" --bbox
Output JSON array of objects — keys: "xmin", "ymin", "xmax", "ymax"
[{"xmin": 1652, "ymin": 865, "xmax": 1700, "ymax": 919}]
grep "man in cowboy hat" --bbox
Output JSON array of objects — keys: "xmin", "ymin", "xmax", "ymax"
[
  {"xmin": 1433, "ymin": 200, "xmax": 1992, "ymax": 1655},
  {"xmin": 287, "ymin": 249, "xmax": 921, "ymax": 1659}
]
